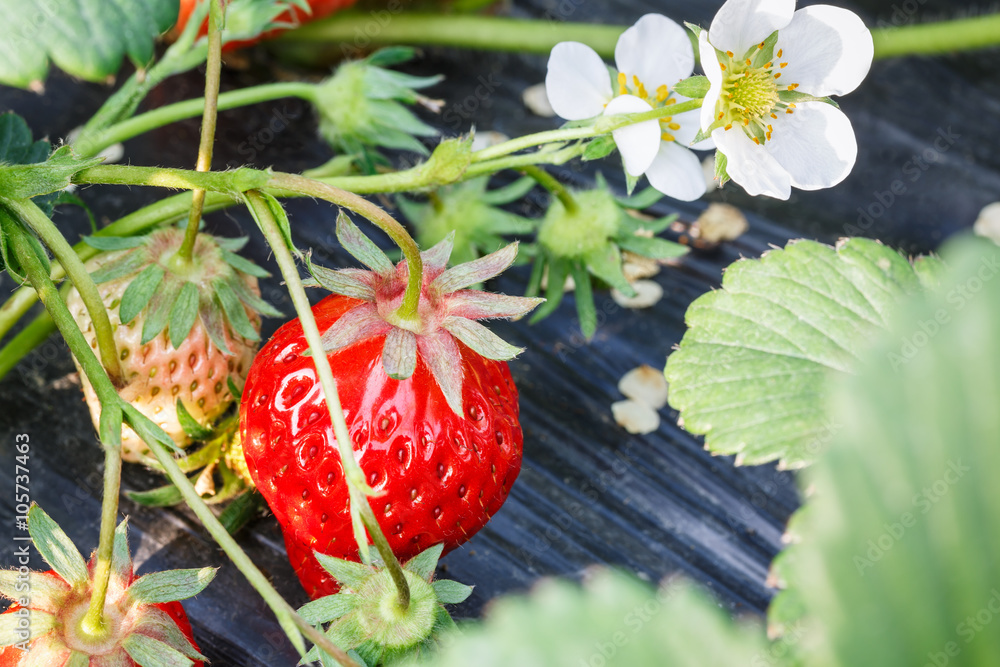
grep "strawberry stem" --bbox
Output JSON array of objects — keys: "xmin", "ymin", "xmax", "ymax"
[
  {"xmin": 519, "ymin": 165, "xmax": 578, "ymax": 214},
  {"xmin": 176, "ymin": 0, "xmax": 225, "ymax": 265},
  {"xmin": 80, "ymin": 441, "xmax": 123, "ymax": 639},
  {"xmin": 1, "ymin": 197, "xmax": 124, "ymax": 387},
  {"xmin": 245, "ymin": 190, "xmax": 414, "ymax": 611},
  {"xmin": 6, "ymin": 209, "xmax": 361, "ymax": 667}
]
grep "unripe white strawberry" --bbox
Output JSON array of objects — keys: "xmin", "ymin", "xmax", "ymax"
[{"xmin": 66, "ymin": 227, "xmax": 278, "ymax": 462}]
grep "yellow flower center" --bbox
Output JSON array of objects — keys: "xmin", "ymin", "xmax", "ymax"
[
  {"xmin": 613, "ymin": 72, "xmax": 681, "ymax": 143},
  {"xmin": 712, "ymin": 44, "xmax": 800, "ymax": 145}
]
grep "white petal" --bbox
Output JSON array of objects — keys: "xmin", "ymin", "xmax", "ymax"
[
  {"xmin": 645, "ymin": 142, "xmax": 707, "ymax": 202},
  {"xmin": 765, "ymin": 102, "xmax": 857, "ymax": 190},
  {"xmin": 713, "ymin": 128, "xmax": 791, "ymax": 199},
  {"xmin": 604, "ymin": 94, "xmax": 660, "ymax": 176},
  {"xmin": 699, "ymin": 33, "xmax": 724, "ymax": 132},
  {"xmin": 776, "ymin": 6, "xmax": 874, "ymax": 97},
  {"xmin": 709, "ymin": 0, "xmax": 795, "ymax": 56},
  {"xmin": 668, "ymin": 94, "xmax": 714, "ymax": 149},
  {"xmin": 615, "ymin": 14, "xmax": 694, "ymax": 92},
  {"xmin": 545, "ymin": 42, "xmax": 614, "ymax": 121}
]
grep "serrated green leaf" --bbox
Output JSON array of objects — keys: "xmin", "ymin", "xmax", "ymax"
[
  {"xmin": 141, "ymin": 276, "xmax": 182, "ymax": 345},
  {"xmin": 432, "ymin": 579, "xmax": 473, "ymax": 605},
  {"xmin": 298, "ymin": 594, "xmax": 357, "ymax": 625},
  {"xmin": 27, "ymin": 505, "xmax": 87, "ymax": 588},
  {"xmin": 169, "ymin": 282, "xmax": 200, "ymax": 350},
  {"xmin": 615, "ymin": 233, "xmax": 689, "ymax": 260},
  {"xmin": 83, "ymin": 235, "xmax": 146, "ymax": 251},
  {"xmin": 782, "ymin": 236, "xmax": 1000, "ymax": 667},
  {"xmin": 405, "ymin": 544, "xmax": 444, "ymax": 581},
  {"xmin": 128, "ymin": 567, "xmax": 217, "ymax": 605},
  {"xmin": 175, "ymin": 398, "xmax": 212, "ymax": 441},
  {"xmin": 315, "ymin": 552, "xmax": 374, "ymax": 589},
  {"xmin": 122, "ymin": 632, "xmax": 196, "ymax": 667},
  {"xmin": 672, "ymin": 75, "xmax": 710, "ymax": 99},
  {"xmin": 221, "ymin": 248, "xmax": 270, "ymax": 278},
  {"xmin": 665, "ymin": 238, "xmax": 935, "ymax": 468},
  {"xmin": 214, "ymin": 279, "xmax": 260, "ymax": 342},
  {"xmin": 119, "ymin": 264, "xmax": 164, "ymax": 325},
  {"xmin": 399, "ymin": 570, "xmax": 766, "ymax": 667}
]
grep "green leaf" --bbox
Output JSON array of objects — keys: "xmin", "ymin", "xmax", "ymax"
[
  {"xmin": 672, "ymin": 75, "xmax": 710, "ymax": 99},
  {"xmin": 582, "ymin": 135, "xmax": 617, "ymax": 162},
  {"xmin": 169, "ymin": 282, "xmax": 200, "ymax": 350},
  {"xmin": 615, "ymin": 233, "xmax": 689, "ymax": 260},
  {"xmin": 128, "ymin": 567, "xmax": 217, "ymax": 605},
  {"xmin": 122, "ymin": 632, "xmax": 197, "ymax": 667},
  {"xmin": 27, "ymin": 505, "xmax": 87, "ymax": 588},
  {"xmin": 399, "ymin": 570, "xmax": 766, "ymax": 667},
  {"xmin": 0, "ymin": 0, "xmax": 178, "ymax": 88},
  {"xmin": 119, "ymin": 264, "xmax": 164, "ymax": 325},
  {"xmin": 0, "ymin": 113, "xmax": 49, "ymax": 164},
  {"xmin": 175, "ymin": 398, "xmax": 212, "ymax": 441},
  {"xmin": 83, "ymin": 235, "xmax": 146, "ymax": 251},
  {"xmin": 228, "ymin": 274, "xmax": 282, "ymax": 319},
  {"xmin": 226, "ymin": 376, "xmax": 243, "ymax": 401},
  {"xmin": 665, "ymin": 238, "xmax": 933, "ymax": 468},
  {"xmin": 432, "ymin": 580, "xmax": 473, "ymax": 605},
  {"xmin": 214, "ymin": 278, "xmax": 260, "ymax": 342},
  {"xmin": 781, "ymin": 236, "xmax": 1000, "ymax": 666}
]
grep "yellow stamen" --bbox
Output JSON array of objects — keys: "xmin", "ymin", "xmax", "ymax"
[
  {"xmin": 774, "ymin": 72, "xmax": 782, "ymax": 79},
  {"xmin": 780, "ymin": 62, "xmax": 788, "ymax": 68},
  {"xmin": 777, "ymin": 49, "xmax": 783, "ymax": 58},
  {"xmin": 718, "ymin": 112, "xmax": 725, "ymax": 120},
  {"xmin": 765, "ymin": 62, "xmax": 772, "ymax": 68},
  {"xmin": 617, "ymin": 71, "xmax": 627, "ymax": 95},
  {"xmin": 786, "ymin": 83, "xmax": 799, "ymax": 90},
  {"xmin": 656, "ymin": 84, "xmax": 669, "ymax": 102},
  {"xmin": 724, "ymin": 123, "xmax": 733, "ymax": 130},
  {"xmin": 666, "ymin": 98, "xmax": 677, "ymax": 106},
  {"xmin": 771, "ymin": 113, "xmax": 778, "ymax": 119},
  {"xmin": 743, "ymin": 118, "xmax": 750, "ymax": 126},
  {"xmin": 745, "ymin": 58, "xmax": 752, "ymax": 66},
  {"xmin": 786, "ymin": 108, "xmax": 794, "ymax": 114},
  {"xmin": 720, "ymin": 63, "xmax": 727, "ymax": 71},
  {"xmin": 726, "ymin": 50, "xmax": 734, "ymax": 58},
  {"xmin": 758, "ymin": 42, "xmax": 765, "ymax": 49},
  {"xmin": 668, "ymin": 122, "xmax": 681, "ymax": 131},
  {"xmin": 661, "ymin": 132, "xmax": 676, "ymax": 142},
  {"xmin": 753, "ymin": 137, "xmax": 761, "ymax": 145}
]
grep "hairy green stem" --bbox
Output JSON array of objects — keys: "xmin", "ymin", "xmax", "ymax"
[
  {"xmin": 2, "ymin": 197, "xmax": 123, "ymax": 385},
  {"xmin": 245, "ymin": 190, "xmax": 411, "ymax": 610},
  {"xmin": 266, "ymin": 172, "xmax": 424, "ymax": 323},
  {"xmin": 280, "ymin": 9, "xmax": 1000, "ymax": 61},
  {"xmin": 519, "ymin": 165, "xmax": 577, "ymax": 213},
  {"xmin": 4, "ymin": 220, "xmax": 123, "ymax": 639},
  {"xmin": 74, "ymin": 82, "xmax": 315, "ymax": 158},
  {"xmin": 178, "ymin": 0, "xmax": 226, "ymax": 263}
]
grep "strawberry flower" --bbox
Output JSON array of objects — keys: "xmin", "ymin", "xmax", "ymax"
[
  {"xmin": 699, "ymin": 0, "xmax": 873, "ymax": 199},
  {"xmin": 545, "ymin": 14, "xmax": 711, "ymax": 201}
]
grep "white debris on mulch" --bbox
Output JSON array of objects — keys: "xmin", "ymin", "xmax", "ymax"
[
  {"xmin": 612, "ymin": 279, "xmax": 663, "ymax": 309},
  {"xmin": 974, "ymin": 202, "xmax": 1000, "ymax": 245},
  {"xmin": 621, "ymin": 251, "xmax": 661, "ymax": 282},
  {"xmin": 612, "ymin": 364, "xmax": 670, "ymax": 434},
  {"xmin": 691, "ymin": 202, "xmax": 749, "ymax": 244},
  {"xmin": 522, "ymin": 83, "xmax": 555, "ymax": 117}
]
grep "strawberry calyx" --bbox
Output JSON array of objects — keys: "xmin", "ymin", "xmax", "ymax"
[
  {"xmin": 299, "ymin": 543, "xmax": 470, "ymax": 666},
  {"xmin": 84, "ymin": 226, "xmax": 280, "ymax": 354},
  {"xmin": 0, "ymin": 505, "xmax": 214, "ymax": 666},
  {"xmin": 305, "ymin": 212, "xmax": 543, "ymax": 415}
]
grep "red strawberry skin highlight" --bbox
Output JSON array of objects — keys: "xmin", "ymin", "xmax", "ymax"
[{"xmin": 240, "ymin": 294, "xmax": 523, "ymax": 598}]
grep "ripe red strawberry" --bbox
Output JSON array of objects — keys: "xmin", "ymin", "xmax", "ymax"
[
  {"xmin": 173, "ymin": 0, "xmax": 357, "ymax": 49},
  {"xmin": 0, "ymin": 507, "xmax": 212, "ymax": 666},
  {"xmin": 67, "ymin": 227, "xmax": 277, "ymax": 462},
  {"xmin": 239, "ymin": 217, "xmax": 542, "ymax": 598}
]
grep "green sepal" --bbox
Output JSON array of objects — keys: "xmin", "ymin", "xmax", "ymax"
[
  {"xmin": 913, "ymin": 254, "xmax": 947, "ymax": 290},
  {"xmin": 176, "ymin": 398, "xmax": 213, "ymax": 441},
  {"xmin": 582, "ymin": 135, "xmax": 617, "ymax": 161},
  {"xmin": 218, "ymin": 489, "xmax": 263, "ymax": 536},
  {"xmin": 336, "ymin": 211, "xmax": 395, "ymax": 275},
  {"xmin": 123, "ymin": 403, "xmax": 185, "ymax": 457},
  {"xmin": 615, "ymin": 233, "xmax": 689, "ymax": 260},
  {"xmin": 0, "ymin": 608, "xmax": 56, "ymax": 648},
  {"xmin": 111, "ymin": 519, "xmax": 132, "ymax": 585},
  {"xmin": 229, "ymin": 274, "xmax": 282, "ymax": 318},
  {"xmin": 91, "ymin": 249, "xmax": 147, "ymax": 284},
  {"xmin": 214, "ymin": 278, "xmax": 260, "ymax": 342},
  {"xmin": 215, "ymin": 235, "xmax": 250, "ymax": 252},
  {"xmin": 692, "ymin": 126, "xmax": 713, "ymax": 145},
  {"xmin": 583, "ymin": 243, "xmax": 635, "ymax": 296},
  {"xmin": 127, "ymin": 567, "xmax": 217, "ymax": 605},
  {"xmin": 119, "ymin": 263, "xmax": 165, "ymax": 325},
  {"xmin": 199, "ymin": 293, "xmax": 232, "ymax": 356},
  {"xmin": 122, "ymin": 632, "xmax": 196, "ymax": 667},
  {"xmin": 528, "ymin": 257, "xmax": 570, "ymax": 324},
  {"xmin": 479, "ymin": 176, "xmax": 536, "ymax": 205},
  {"xmin": 221, "ymin": 248, "xmax": 270, "ymax": 278},
  {"xmin": 126, "ymin": 482, "xmax": 184, "ymax": 508},
  {"xmin": 132, "ymin": 605, "xmax": 206, "ymax": 662},
  {"xmin": 623, "ymin": 170, "xmax": 639, "ymax": 196},
  {"xmin": 0, "ymin": 208, "xmax": 49, "ymax": 284},
  {"xmin": 226, "ymin": 376, "xmax": 243, "ymax": 400},
  {"xmin": 247, "ymin": 190, "xmax": 296, "ymax": 258},
  {"xmin": 777, "ymin": 90, "xmax": 839, "ymax": 108},
  {"xmin": 315, "ymin": 552, "xmax": 374, "ymax": 589},
  {"xmin": 169, "ymin": 282, "xmax": 200, "ymax": 350},
  {"xmin": 364, "ymin": 46, "xmax": 418, "ymax": 68},
  {"xmin": 571, "ymin": 262, "xmax": 598, "ymax": 341},
  {"xmin": 64, "ymin": 653, "xmax": 89, "ymax": 667},
  {"xmin": 672, "ymin": 75, "xmax": 710, "ymax": 99},
  {"xmin": 431, "ymin": 580, "xmax": 473, "ymax": 605},
  {"xmin": 615, "ymin": 186, "xmax": 664, "ymax": 210},
  {"xmin": 82, "ymin": 235, "xmax": 146, "ymax": 251},
  {"xmin": 405, "ymin": 544, "xmax": 444, "ymax": 581},
  {"xmin": 306, "ymin": 256, "xmax": 376, "ymax": 301},
  {"xmin": 714, "ymin": 150, "xmax": 731, "ymax": 188},
  {"xmin": 0, "ymin": 570, "xmax": 69, "ymax": 608},
  {"xmin": 684, "ymin": 21, "xmax": 705, "ymax": 39},
  {"xmin": 298, "ymin": 593, "xmax": 357, "ymax": 625},
  {"xmin": 27, "ymin": 505, "xmax": 88, "ymax": 588},
  {"xmin": 141, "ymin": 275, "xmax": 182, "ymax": 345}
]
